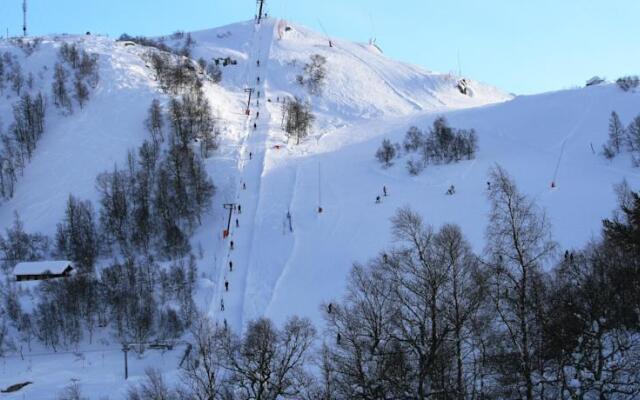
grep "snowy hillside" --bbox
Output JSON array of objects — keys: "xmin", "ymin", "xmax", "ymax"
[
  {"xmin": 0, "ymin": 34, "xmax": 243, "ymax": 237},
  {"xmin": 0, "ymin": 16, "xmax": 638, "ymax": 399},
  {"xmin": 181, "ymin": 20, "xmax": 511, "ymax": 124},
  {"xmin": 0, "ymin": 19, "xmax": 508, "ymax": 237},
  {"xmin": 254, "ymin": 83, "xmax": 640, "ymax": 328}
]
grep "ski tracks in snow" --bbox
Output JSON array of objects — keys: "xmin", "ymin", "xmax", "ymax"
[{"xmin": 208, "ymin": 21, "xmax": 274, "ymax": 331}]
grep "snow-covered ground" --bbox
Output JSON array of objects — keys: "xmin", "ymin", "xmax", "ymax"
[{"xmin": 1, "ymin": 17, "xmax": 638, "ymax": 399}]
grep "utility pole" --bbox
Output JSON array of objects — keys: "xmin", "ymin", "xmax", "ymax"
[
  {"xmin": 122, "ymin": 343, "xmax": 129, "ymax": 380},
  {"xmin": 317, "ymin": 162, "xmax": 323, "ymax": 213},
  {"xmin": 243, "ymin": 88, "xmax": 254, "ymax": 115},
  {"xmin": 256, "ymin": 0, "xmax": 266, "ymax": 24},
  {"xmin": 223, "ymin": 203, "xmax": 236, "ymax": 238},
  {"xmin": 22, "ymin": 0, "xmax": 27, "ymax": 37}
]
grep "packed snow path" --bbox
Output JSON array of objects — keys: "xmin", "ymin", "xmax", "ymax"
[{"xmin": 208, "ymin": 20, "xmax": 279, "ymax": 331}]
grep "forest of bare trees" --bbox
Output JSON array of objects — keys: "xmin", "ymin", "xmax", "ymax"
[{"xmin": 2, "ymin": 164, "xmax": 640, "ymax": 399}]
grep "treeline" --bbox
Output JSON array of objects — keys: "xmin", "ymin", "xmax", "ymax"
[
  {"xmin": 0, "ymin": 52, "xmax": 33, "ymax": 96},
  {"xmin": 53, "ymin": 88, "xmax": 216, "ymax": 264},
  {"xmin": 376, "ymin": 116, "xmax": 478, "ymax": 175},
  {"xmin": 3, "ymin": 256, "xmax": 197, "ymax": 352},
  {"xmin": 52, "ymin": 42, "xmax": 100, "ymax": 112},
  {"xmin": 126, "ymin": 315, "xmax": 316, "ymax": 400},
  {"xmin": 121, "ymin": 31, "xmax": 223, "ymax": 90},
  {"xmin": 616, "ymin": 75, "xmax": 639, "ymax": 92},
  {"xmin": 0, "ymin": 118, "xmax": 214, "ymax": 350},
  {"xmin": 119, "ymin": 31, "xmax": 195, "ymax": 58},
  {"xmin": 146, "ymin": 49, "xmax": 222, "ymax": 94},
  {"xmin": 0, "ymin": 93, "xmax": 46, "ymax": 199},
  {"xmin": 0, "ymin": 43, "xmax": 100, "ymax": 202},
  {"xmin": 0, "ymin": 74, "xmax": 217, "ymax": 355},
  {"xmin": 96, "ymin": 137, "xmax": 214, "ymax": 259},
  {"xmin": 313, "ymin": 169, "xmax": 640, "ymax": 399},
  {"xmin": 0, "ymin": 209, "xmax": 198, "ymax": 352},
  {"xmin": 0, "ymin": 51, "xmax": 47, "ymax": 201},
  {"xmin": 94, "ymin": 94, "xmax": 215, "ymax": 260},
  {"xmin": 603, "ymin": 110, "xmax": 640, "ymax": 167}
]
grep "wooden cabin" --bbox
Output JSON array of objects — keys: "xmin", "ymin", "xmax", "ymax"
[{"xmin": 13, "ymin": 261, "xmax": 74, "ymax": 282}]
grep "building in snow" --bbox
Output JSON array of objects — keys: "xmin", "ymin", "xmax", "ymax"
[
  {"xmin": 586, "ymin": 76, "xmax": 605, "ymax": 87},
  {"xmin": 13, "ymin": 261, "xmax": 74, "ymax": 282}
]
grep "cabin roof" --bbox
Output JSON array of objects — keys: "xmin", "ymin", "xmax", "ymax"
[{"xmin": 13, "ymin": 261, "xmax": 73, "ymax": 276}]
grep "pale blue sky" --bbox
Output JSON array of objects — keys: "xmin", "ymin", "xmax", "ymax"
[{"xmin": 1, "ymin": 0, "xmax": 638, "ymax": 94}]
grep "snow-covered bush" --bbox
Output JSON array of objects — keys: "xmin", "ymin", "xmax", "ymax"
[
  {"xmin": 147, "ymin": 51, "xmax": 203, "ymax": 95},
  {"xmin": 602, "ymin": 111, "xmax": 640, "ymax": 167},
  {"xmin": 406, "ymin": 158, "xmax": 424, "ymax": 175},
  {"xmin": 616, "ymin": 75, "xmax": 639, "ymax": 92},
  {"xmin": 380, "ymin": 117, "xmax": 478, "ymax": 174},
  {"xmin": 297, "ymin": 54, "xmax": 327, "ymax": 95},
  {"xmin": 403, "ymin": 126, "xmax": 424, "ymax": 153},
  {"xmin": 11, "ymin": 37, "xmax": 41, "ymax": 56},
  {"xmin": 375, "ymin": 138, "xmax": 397, "ymax": 167},
  {"xmin": 284, "ymin": 97, "xmax": 314, "ymax": 144}
]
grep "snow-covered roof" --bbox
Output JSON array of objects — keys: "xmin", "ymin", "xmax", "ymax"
[
  {"xmin": 13, "ymin": 261, "xmax": 73, "ymax": 275},
  {"xmin": 586, "ymin": 76, "xmax": 605, "ymax": 86}
]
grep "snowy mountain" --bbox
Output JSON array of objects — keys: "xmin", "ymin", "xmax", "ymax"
[{"xmin": 0, "ymin": 17, "xmax": 638, "ymax": 399}]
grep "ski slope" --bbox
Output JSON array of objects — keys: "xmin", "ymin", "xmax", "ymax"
[
  {"xmin": 189, "ymin": 19, "xmax": 640, "ymax": 333},
  {"xmin": 255, "ymin": 83, "xmax": 640, "ymax": 326},
  {"xmin": 1, "ymin": 16, "xmax": 639, "ymax": 399}
]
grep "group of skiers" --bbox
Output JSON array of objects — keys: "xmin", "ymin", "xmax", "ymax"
[
  {"xmin": 375, "ymin": 185, "xmax": 389, "ymax": 204},
  {"xmin": 221, "ymin": 200, "xmax": 243, "ymax": 312},
  {"xmin": 219, "ymin": 55, "xmax": 266, "ymax": 321}
]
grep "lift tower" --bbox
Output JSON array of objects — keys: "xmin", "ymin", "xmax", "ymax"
[
  {"xmin": 22, "ymin": 0, "xmax": 27, "ymax": 37},
  {"xmin": 256, "ymin": 0, "xmax": 266, "ymax": 24}
]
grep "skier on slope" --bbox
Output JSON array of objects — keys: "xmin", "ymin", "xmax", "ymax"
[
  {"xmin": 236, "ymin": 218, "xmax": 239, "ymax": 228},
  {"xmin": 229, "ymin": 261, "xmax": 233, "ymax": 272},
  {"xmin": 376, "ymin": 196, "xmax": 381, "ymax": 204},
  {"xmin": 447, "ymin": 185, "xmax": 456, "ymax": 195},
  {"xmin": 243, "ymin": 183, "xmax": 247, "ymax": 190},
  {"xmin": 257, "ymin": 60, "xmax": 260, "ymax": 67},
  {"xmin": 238, "ymin": 205, "xmax": 242, "ymax": 214},
  {"xmin": 225, "ymin": 280, "xmax": 229, "ymax": 291},
  {"xmin": 230, "ymin": 240, "xmax": 234, "ymax": 250},
  {"xmin": 249, "ymin": 152, "xmax": 253, "ymax": 160},
  {"xmin": 383, "ymin": 186, "xmax": 388, "ymax": 197},
  {"xmin": 220, "ymin": 299, "xmax": 225, "ymax": 311},
  {"xmin": 254, "ymin": 123, "xmax": 257, "ymax": 130}
]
